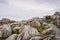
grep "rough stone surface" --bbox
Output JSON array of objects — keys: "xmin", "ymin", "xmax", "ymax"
[
  {"xmin": 18, "ymin": 25, "xmax": 40, "ymax": 40},
  {"xmin": 0, "ymin": 24, "xmax": 12, "ymax": 38},
  {"xmin": 5, "ymin": 34, "xmax": 18, "ymax": 40},
  {"xmin": 27, "ymin": 20, "xmax": 41, "ymax": 27},
  {"xmin": 29, "ymin": 36, "xmax": 42, "ymax": 40}
]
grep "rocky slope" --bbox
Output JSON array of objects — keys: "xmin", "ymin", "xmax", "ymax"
[{"xmin": 0, "ymin": 17, "xmax": 56, "ymax": 40}]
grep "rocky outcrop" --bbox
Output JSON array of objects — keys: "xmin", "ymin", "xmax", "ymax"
[
  {"xmin": 0, "ymin": 17, "xmax": 56, "ymax": 40},
  {"xmin": 46, "ymin": 12, "xmax": 60, "ymax": 26}
]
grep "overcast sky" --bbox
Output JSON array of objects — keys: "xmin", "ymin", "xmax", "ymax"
[{"xmin": 0, "ymin": 0, "xmax": 60, "ymax": 20}]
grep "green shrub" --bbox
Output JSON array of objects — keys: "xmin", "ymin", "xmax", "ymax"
[
  {"xmin": 12, "ymin": 29, "xmax": 19, "ymax": 34},
  {"xmin": 36, "ymin": 26, "xmax": 48, "ymax": 33},
  {"xmin": 45, "ymin": 16, "xmax": 54, "ymax": 23}
]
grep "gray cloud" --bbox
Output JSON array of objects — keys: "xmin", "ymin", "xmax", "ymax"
[{"xmin": 0, "ymin": 0, "xmax": 60, "ymax": 20}]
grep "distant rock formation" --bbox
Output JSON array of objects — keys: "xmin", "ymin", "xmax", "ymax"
[
  {"xmin": 53, "ymin": 12, "xmax": 60, "ymax": 26},
  {"xmin": 46, "ymin": 12, "xmax": 60, "ymax": 28}
]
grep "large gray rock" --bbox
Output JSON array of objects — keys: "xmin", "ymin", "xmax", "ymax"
[
  {"xmin": 19, "ymin": 25, "xmax": 40, "ymax": 36},
  {"xmin": 27, "ymin": 17, "xmax": 41, "ymax": 27},
  {"xmin": 0, "ymin": 24, "xmax": 12, "ymax": 38},
  {"xmin": 18, "ymin": 25, "xmax": 40, "ymax": 40},
  {"xmin": 28, "ymin": 20, "xmax": 41, "ymax": 27},
  {"xmin": 5, "ymin": 34, "xmax": 18, "ymax": 40}
]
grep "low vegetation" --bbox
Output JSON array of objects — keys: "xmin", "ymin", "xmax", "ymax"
[
  {"xmin": 36, "ymin": 26, "xmax": 48, "ymax": 33},
  {"xmin": 36, "ymin": 26, "xmax": 49, "ymax": 37},
  {"xmin": 45, "ymin": 16, "xmax": 54, "ymax": 23}
]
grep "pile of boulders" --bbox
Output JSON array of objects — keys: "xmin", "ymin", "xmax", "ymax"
[{"xmin": 0, "ymin": 18, "xmax": 56, "ymax": 40}]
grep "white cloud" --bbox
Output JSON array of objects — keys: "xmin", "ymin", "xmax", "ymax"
[{"xmin": 0, "ymin": 0, "xmax": 59, "ymax": 20}]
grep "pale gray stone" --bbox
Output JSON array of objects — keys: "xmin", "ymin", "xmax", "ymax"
[
  {"xmin": 29, "ymin": 36, "xmax": 42, "ymax": 40},
  {"xmin": 0, "ymin": 24, "xmax": 12, "ymax": 38},
  {"xmin": 5, "ymin": 34, "xmax": 18, "ymax": 40},
  {"xmin": 18, "ymin": 25, "xmax": 40, "ymax": 40}
]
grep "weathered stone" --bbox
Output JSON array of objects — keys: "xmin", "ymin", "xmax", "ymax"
[
  {"xmin": 29, "ymin": 36, "xmax": 42, "ymax": 40},
  {"xmin": 5, "ymin": 34, "xmax": 18, "ymax": 40},
  {"xmin": 0, "ymin": 17, "xmax": 56, "ymax": 40},
  {"xmin": 27, "ymin": 17, "xmax": 42, "ymax": 27},
  {"xmin": 28, "ymin": 20, "xmax": 41, "ymax": 27},
  {"xmin": 18, "ymin": 25, "xmax": 40, "ymax": 40},
  {"xmin": 0, "ymin": 24, "xmax": 12, "ymax": 38}
]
